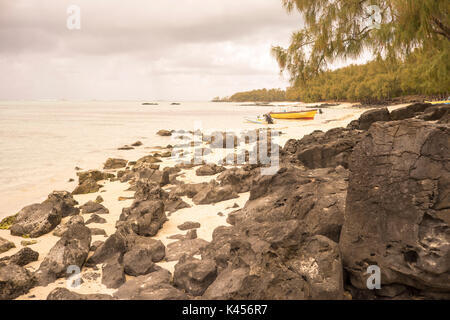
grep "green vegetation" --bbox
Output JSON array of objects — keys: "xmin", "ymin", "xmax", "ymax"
[
  {"xmin": 268, "ymin": 0, "xmax": 449, "ymax": 103},
  {"xmin": 0, "ymin": 214, "xmax": 17, "ymax": 230},
  {"xmin": 219, "ymin": 42, "xmax": 449, "ymax": 104},
  {"xmin": 215, "ymin": 1, "xmax": 449, "ymax": 104},
  {"xmin": 287, "ymin": 44, "xmax": 450, "ymax": 103},
  {"xmin": 273, "ymin": 0, "xmax": 449, "ymax": 83},
  {"xmin": 215, "ymin": 88, "xmax": 288, "ymax": 102}
]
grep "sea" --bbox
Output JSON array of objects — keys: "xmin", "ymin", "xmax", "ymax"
[{"xmin": 0, "ymin": 100, "xmax": 365, "ymax": 218}]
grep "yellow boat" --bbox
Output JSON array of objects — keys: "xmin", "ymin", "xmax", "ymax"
[
  {"xmin": 269, "ymin": 109, "xmax": 318, "ymax": 120},
  {"xmin": 425, "ymin": 100, "xmax": 450, "ymax": 105}
]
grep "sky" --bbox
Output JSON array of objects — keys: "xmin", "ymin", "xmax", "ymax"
[{"xmin": 0, "ymin": 0, "xmax": 305, "ymax": 101}]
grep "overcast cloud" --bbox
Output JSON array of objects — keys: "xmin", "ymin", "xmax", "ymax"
[{"xmin": 0, "ymin": 0, "xmax": 303, "ymax": 100}]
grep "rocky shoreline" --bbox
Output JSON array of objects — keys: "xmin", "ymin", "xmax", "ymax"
[{"xmin": 0, "ymin": 102, "xmax": 448, "ymax": 300}]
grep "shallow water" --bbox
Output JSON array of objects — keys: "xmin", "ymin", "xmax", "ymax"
[{"xmin": 0, "ymin": 100, "xmax": 363, "ymax": 218}]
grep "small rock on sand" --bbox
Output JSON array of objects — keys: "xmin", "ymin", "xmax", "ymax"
[
  {"xmin": 177, "ymin": 221, "xmax": 201, "ymax": 231},
  {"xmin": 118, "ymin": 145, "xmax": 134, "ymax": 150},
  {"xmin": 89, "ymin": 228, "xmax": 107, "ymax": 236},
  {"xmin": 0, "ymin": 237, "xmax": 16, "ymax": 254},
  {"xmin": 104, "ymin": 158, "xmax": 128, "ymax": 169},
  {"xmin": 85, "ymin": 214, "xmax": 107, "ymax": 225},
  {"xmin": 131, "ymin": 141, "xmax": 143, "ymax": 147},
  {"xmin": 80, "ymin": 201, "xmax": 109, "ymax": 214},
  {"xmin": 157, "ymin": 130, "xmax": 172, "ymax": 136},
  {"xmin": 21, "ymin": 240, "xmax": 38, "ymax": 246}
]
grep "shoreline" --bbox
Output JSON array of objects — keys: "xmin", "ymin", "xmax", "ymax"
[
  {"xmin": 0, "ymin": 101, "xmax": 433, "ymax": 300},
  {"xmin": 0, "ymin": 101, "xmax": 379, "ymax": 220}
]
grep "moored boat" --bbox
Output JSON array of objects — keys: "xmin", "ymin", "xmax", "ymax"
[
  {"xmin": 425, "ymin": 98, "xmax": 450, "ymax": 105},
  {"xmin": 269, "ymin": 109, "xmax": 317, "ymax": 120},
  {"xmin": 244, "ymin": 116, "xmax": 275, "ymax": 124}
]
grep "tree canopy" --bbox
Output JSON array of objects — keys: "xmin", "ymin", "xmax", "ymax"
[
  {"xmin": 286, "ymin": 43, "xmax": 449, "ymax": 103},
  {"xmin": 215, "ymin": 1, "xmax": 449, "ymax": 104},
  {"xmin": 215, "ymin": 88, "xmax": 287, "ymax": 102},
  {"xmin": 272, "ymin": 0, "xmax": 450, "ymax": 85}
]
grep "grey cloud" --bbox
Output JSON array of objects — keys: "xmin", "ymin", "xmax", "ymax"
[{"xmin": 0, "ymin": 0, "xmax": 302, "ymax": 100}]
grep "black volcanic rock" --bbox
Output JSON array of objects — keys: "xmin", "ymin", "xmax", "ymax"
[
  {"xmin": 282, "ymin": 127, "xmax": 364, "ymax": 169},
  {"xmin": 340, "ymin": 119, "xmax": 450, "ymax": 297},
  {"xmin": 174, "ymin": 256, "xmax": 217, "ymax": 296},
  {"xmin": 0, "ymin": 262, "xmax": 36, "ymax": 300},
  {"xmin": 10, "ymin": 191, "xmax": 79, "ymax": 238},
  {"xmin": 35, "ymin": 224, "xmax": 91, "ymax": 286}
]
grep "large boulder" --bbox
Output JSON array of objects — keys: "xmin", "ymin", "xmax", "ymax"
[
  {"xmin": 132, "ymin": 237, "xmax": 166, "ymax": 262},
  {"xmin": 202, "ymin": 267, "xmax": 250, "ymax": 300},
  {"xmin": 173, "ymin": 256, "xmax": 217, "ymax": 296},
  {"xmin": 340, "ymin": 119, "xmax": 450, "ymax": 297},
  {"xmin": 192, "ymin": 164, "xmax": 351, "ymax": 300},
  {"xmin": 195, "ymin": 164, "xmax": 226, "ymax": 176},
  {"xmin": 47, "ymin": 287, "xmax": 114, "ymax": 300},
  {"xmin": 216, "ymin": 167, "xmax": 257, "ymax": 193},
  {"xmin": 114, "ymin": 268, "xmax": 188, "ymax": 300},
  {"xmin": 123, "ymin": 248, "xmax": 158, "ymax": 276},
  {"xmin": 420, "ymin": 104, "xmax": 450, "ymax": 122},
  {"xmin": 133, "ymin": 182, "xmax": 190, "ymax": 214},
  {"xmin": 282, "ymin": 127, "xmax": 364, "ymax": 169},
  {"xmin": 201, "ymin": 253, "xmax": 309, "ymax": 300},
  {"xmin": 287, "ymin": 235, "xmax": 344, "ymax": 299},
  {"xmin": 0, "ymin": 262, "xmax": 36, "ymax": 300},
  {"xmin": 53, "ymin": 215, "xmax": 85, "ymax": 237},
  {"xmin": 0, "ymin": 247, "xmax": 39, "ymax": 266},
  {"xmin": 35, "ymin": 224, "xmax": 91, "ymax": 286},
  {"xmin": 192, "ymin": 182, "xmax": 239, "ymax": 205},
  {"xmin": 229, "ymin": 166, "xmax": 347, "ymax": 243},
  {"xmin": 200, "ymin": 219, "xmax": 345, "ymax": 300},
  {"xmin": 170, "ymin": 182, "xmax": 208, "ymax": 198},
  {"xmin": 72, "ymin": 170, "xmax": 114, "ymax": 195},
  {"xmin": 357, "ymin": 107, "xmax": 391, "ymax": 130},
  {"xmin": 87, "ymin": 224, "xmax": 165, "ymax": 267},
  {"xmin": 101, "ymin": 253, "xmax": 125, "ymax": 289},
  {"xmin": 390, "ymin": 103, "xmax": 432, "ymax": 121},
  {"xmin": 86, "ymin": 232, "xmax": 128, "ymax": 267},
  {"xmin": 133, "ymin": 167, "xmax": 168, "ymax": 187},
  {"xmin": 119, "ymin": 200, "xmax": 167, "ymax": 237},
  {"xmin": 10, "ymin": 191, "xmax": 79, "ymax": 238},
  {"xmin": 72, "ymin": 179, "xmax": 102, "ymax": 195},
  {"xmin": 165, "ymin": 238, "xmax": 209, "ymax": 262}
]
